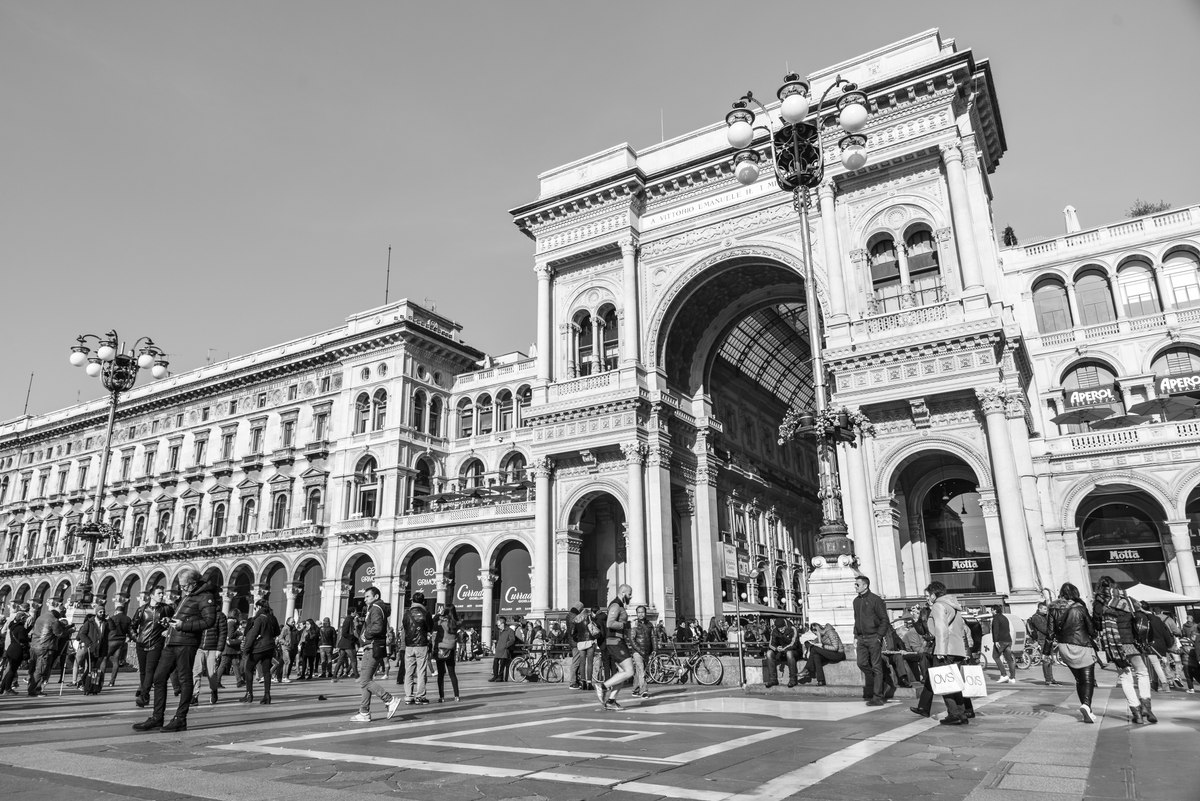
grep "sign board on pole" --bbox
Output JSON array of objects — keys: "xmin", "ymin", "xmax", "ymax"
[{"xmin": 723, "ymin": 544, "xmax": 737, "ymax": 578}]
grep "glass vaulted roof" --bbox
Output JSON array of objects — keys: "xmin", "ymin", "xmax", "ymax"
[{"xmin": 715, "ymin": 302, "xmax": 814, "ymax": 409}]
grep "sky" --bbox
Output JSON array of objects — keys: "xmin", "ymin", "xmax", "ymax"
[{"xmin": 3, "ymin": 0, "xmax": 1199, "ymax": 420}]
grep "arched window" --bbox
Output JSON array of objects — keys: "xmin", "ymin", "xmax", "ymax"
[
  {"xmin": 412, "ymin": 458, "xmax": 433, "ymax": 512},
  {"xmin": 239, "ymin": 498, "xmax": 257, "ymax": 534},
  {"xmin": 905, "ymin": 228, "xmax": 942, "ymax": 304},
  {"xmin": 577, "ymin": 314, "xmax": 595, "ymax": 377},
  {"xmin": 43, "ymin": 526, "xmax": 58, "ymax": 557},
  {"xmin": 132, "ymin": 514, "xmax": 146, "ymax": 547},
  {"xmin": 155, "ymin": 510, "xmax": 172, "ymax": 543},
  {"xmin": 923, "ymin": 478, "xmax": 994, "ymax": 593},
  {"xmin": 353, "ymin": 393, "xmax": 371, "ymax": 435},
  {"xmin": 457, "ymin": 398, "xmax": 474, "ymax": 439},
  {"xmin": 412, "ymin": 390, "xmax": 426, "ymax": 433},
  {"xmin": 24, "ymin": 528, "xmax": 38, "ymax": 560},
  {"xmin": 371, "ymin": 388, "xmax": 388, "ymax": 431},
  {"xmin": 458, "ymin": 458, "xmax": 486, "ymax": 491},
  {"xmin": 1150, "ymin": 347, "xmax": 1200, "ymax": 404},
  {"xmin": 601, "ymin": 307, "xmax": 620, "ymax": 371},
  {"xmin": 1163, "ymin": 249, "xmax": 1200, "ymax": 309},
  {"xmin": 271, "ymin": 492, "xmax": 289, "ymax": 529},
  {"xmin": 868, "ymin": 235, "xmax": 903, "ymax": 313},
  {"xmin": 304, "ymin": 488, "xmax": 322, "ymax": 522},
  {"xmin": 516, "ymin": 386, "xmax": 531, "ymax": 427},
  {"xmin": 1060, "ymin": 362, "xmax": 1125, "ymax": 434},
  {"xmin": 0, "ymin": 477, "xmax": 8, "ymax": 505},
  {"xmin": 496, "ymin": 390, "xmax": 514, "ymax": 431},
  {"xmin": 428, "ymin": 396, "xmax": 443, "ymax": 438},
  {"xmin": 1081, "ymin": 500, "xmax": 1167, "ymax": 587},
  {"xmin": 1074, "ymin": 269, "xmax": 1116, "ymax": 326},
  {"xmin": 500, "ymin": 452, "xmax": 527, "ymax": 484},
  {"xmin": 1117, "ymin": 260, "xmax": 1160, "ymax": 317},
  {"xmin": 182, "ymin": 507, "xmax": 198, "ymax": 541},
  {"xmin": 355, "ymin": 456, "xmax": 379, "ymax": 518},
  {"xmin": 1033, "ymin": 277, "xmax": 1073, "ymax": 333},
  {"xmin": 477, "ymin": 394, "xmax": 494, "ymax": 436},
  {"xmin": 5, "ymin": 531, "xmax": 19, "ymax": 561},
  {"xmin": 211, "ymin": 502, "xmax": 227, "ymax": 537}
]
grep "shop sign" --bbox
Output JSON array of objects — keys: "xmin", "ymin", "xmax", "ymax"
[
  {"xmin": 1156, "ymin": 371, "xmax": 1200, "ymax": 396},
  {"xmin": 353, "ymin": 561, "xmax": 376, "ymax": 592},
  {"xmin": 723, "ymin": 543, "xmax": 738, "ymax": 578},
  {"xmin": 451, "ymin": 551, "xmax": 483, "ymax": 612},
  {"xmin": 1063, "ymin": 384, "xmax": 1118, "ymax": 409},
  {"xmin": 497, "ymin": 546, "xmax": 531, "ymax": 615},
  {"xmin": 929, "ymin": 556, "xmax": 993, "ymax": 574},
  {"xmin": 408, "ymin": 553, "xmax": 438, "ymax": 597},
  {"xmin": 1086, "ymin": 545, "xmax": 1165, "ymax": 565}
]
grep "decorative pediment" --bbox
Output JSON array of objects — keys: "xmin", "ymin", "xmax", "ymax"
[
  {"xmin": 267, "ymin": 472, "xmax": 294, "ymax": 487},
  {"xmin": 299, "ymin": 467, "xmax": 329, "ymax": 488},
  {"xmin": 207, "ymin": 483, "xmax": 232, "ymax": 501},
  {"xmin": 153, "ymin": 493, "xmax": 177, "ymax": 508},
  {"xmin": 105, "ymin": 500, "xmax": 128, "ymax": 514},
  {"xmin": 236, "ymin": 477, "xmax": 262, "ymax": 497},
  {"xmin": 179, "ymin": 487, "xmax": 205, "ymax": 504}
]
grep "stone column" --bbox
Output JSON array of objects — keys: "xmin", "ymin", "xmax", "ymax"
[
  {"xmin": 436, "ymin": 571, "xmax": 452, "ymax": 607},
  {"xmin": 896, "ymin": 241, "xmax": 913, "ymax": 302},
  {"xmin": 673, "ymin": 490, "xmax": 696, "ymax": 620},
  {"xmin": 692, "ymin": 430, "xmax": 722, "ymax": 622},
  {"xmin": 941, "ymin": 142, "xmax": 984, "ymax": 292},
  {"xmin": 555, "ymin": 530, "xmax": 582, "ymax": 609},
  {"xmin": 530, "ymin": 457, "xmax": 554, "ymax": 614},
  {"xmin": 479, "ymin": 570, "xmax": 496, "ymax": 647},
  {"xmin": 817, "ymin": 180, "xmax": 847, "ymax": 319},
  {"xmin": 535, "ymin": 263, "xmax": 553, "ymax": 383},
  {"xmin": 1064, "ymin": 284, "xmax": 1082, "ymax": 328},
  {"xmin": 839, "ymin": 438, "xmax": 880, "ymax": 589},
  {"xmin": 620, "ymin": 238, "xmax": 641, "ymax": 366},
  {"xmin": 1005, "ymin": 389, "xmax": 1049, "ymax": 589},
  {"xmin": 646, "ymin": 442, "xmax": 674, "ymax": 623},
  {"xmin": 1166, "ymin": 520, "xmax": 1200, "ymax": 596},
  {"xmin": 977, "ymin": 493, "xmax": 1012, "ymax": 595},
  {"xmin": 567, "ymin": 323, "xmax": 579, "ymax": 378},
  {"xmin": 222, "ymin": 588, "xmax": 235, "ymax": 616},
  {"xmin": 591, "ymin": 317, "xmax": 603, "ymax": 373},
  {"xmin": 284, "ymin": 582, "xmax": 301, "ymax": 623},
  {"xmin": 622, "ymin": 442, "xmax": 648, "ymax": 605},
  {"xmin": 976, "ymin": 386, "xmax": 1037, "ymax": 593}
]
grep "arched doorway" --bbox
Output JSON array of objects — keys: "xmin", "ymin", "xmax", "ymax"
[
  {"xmin": 54, "ymin": 579, "xmax": 72, "ymax": 604},
  {"xmin": 295, "ymin": 559, "xmax": 324, "ymax": 623},
  {"xmin": 33, "ymin": 581, "xmax": 50, "ymax": 606},
  {"xmin": 495, "ymin": 541, "xmax": 531, "ymax": 621},
  {"xmin": 262, "ymin": 562, "xmax": 288, "ymax": 624},
  {"xmin": 97, "ymin": 577, "xmax": 116, "ymax": 612},
  {"xmin": 1077, "ymin": 489, "xmax": 1169, "ymax": 589},
  {"xmin": 569, "ymin": 491, "xmax": 627, "ymax": 612},
  {"xmin": 449, "ymin": 546, "xmax": 483, "ymax": 629},
  {"xmin": 405, "ymin": 549, "xmax": 437, "ymax": 612},
  {"xmin": 228, "ymin": 565, "xmax": 255, "ymax": 617},
  {"xmin": 342, "ymin": 553, "xmax": 375, "ymax": 619}
]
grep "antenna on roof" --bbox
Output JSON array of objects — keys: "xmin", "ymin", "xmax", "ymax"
[
  {"xmin": 22, "ymin": 372, "xmax": 33, "ymax": 415},
  {"xmin": 384, "ymin": 245, "xmax": 392, "ymax": 304},
  {"xmin": 660, "ymin": 108, "xmax": 665, "ymax": 143}
]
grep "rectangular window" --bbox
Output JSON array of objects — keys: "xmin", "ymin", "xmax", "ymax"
[
  {"xmin": 1172, "ymin": 274, "xmax": 1200, "ymax": 309},
  {"xmin": 229, "ymin": 399, "xmax": 238, "ymax": 415},
  {"xmin": 77, "ymin": 464, "xmax": 89, "ymax": 489},
  {"xmin": 175, "ymin": 413, "xmax": 184, "ymax": 427},
  {"xmin": 201, "ymin": 407, "xmax": 211, "ymax": 422},
  {"xmin": 193, "ymin": 440, "xmax": 207, "ymax": 466},
  {"xmin": 282, "ymin": 420, "xmax": 295, "ymax": 448},
  {"xmin": 314, "ymin": 413, "xmax": 328, "ymax": 441},
  {"xmin": 65, "ymin": 442, "xmax": 72, "ymax": 455},
  {"xmin": 168, "ymin": 445, "xmax": 180, "ymax": 471},
  {"xmin": 151, "ymin": 420, "xmax": 159, "ymax": 434},
  {"xmin": 143, "ymin": 451, "xmax": 156, "ymax": 476},
  {"xmin": 85, "ymin": 437, "xmax": 93, "ymax": 450},
  {"xmin": 257, "ymin": 393, "xmax": 267, "ymax": 408},
  {"xmin": 127, "ymin": 426, "xmax": 136, "ymax": 440},
  {"xmin": 1167, "ymin": 351, "xmax": 1193, "ymax": 375},
  {"xmin": 120, "ymin": 455, "xmax": 132, "ymax": 481},
  {"xmin": 288, "ymin": 385, "xmax": 298, "ymax": 401},
  {"xmin": 21, "ymin": 478, "xmax": 30, "ymax": 500},
  {"xmin": 320, "ymin": 376, "xmax": 331, "ymax": 393},
  {"xmin": 250, "ymin": 427, "xmax": 264, "ymax": 454},
  {"xmin": 57, "ymin": 470, "xmax": 68, "ymax": 494},
  {"xmin": 221, "ymin": 433, "xmax": 235, "ymax": 460}
]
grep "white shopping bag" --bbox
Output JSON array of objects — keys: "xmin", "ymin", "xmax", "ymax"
[
  {"xmin": 961, "ymin": 664, "xmax": 988, "ymax": 698},
  {"xmin": 927, "ymin": 663, "xmax": 964, "ymax": 695}
]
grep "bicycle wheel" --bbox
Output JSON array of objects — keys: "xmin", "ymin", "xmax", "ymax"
[
  {"xmin": 692, "ymin": 653, "xmax": 724, "ymax": 686},
  {"xmin": 540, "ymin": 659, "xmax": 564, "ymax": 683},
  {"xmin": 648, "ymin": 654, "xmax": 675, "ymax": 684},
  {"xmin": 509, "ymin": 657, "xmax": 534, "ymax": 682},
  {"xmin": 1015, "ymin": 651, "xmax": 1032, "ymax": 670}
]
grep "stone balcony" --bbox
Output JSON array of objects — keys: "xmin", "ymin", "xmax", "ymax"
[
  {"xmin": 1042, "ymin": 418, "xmax": 1200, "ymax": 459},
  {"xmin": 453, "ymin": 357, "xmax": 536, "ymax": 388},
  {"xmin": 333, "ymin": 516, "xmax": 379, "ymax": 542},
  {"xmin": 1031, "ymin": 307, "xmax": 1200, "ymax": 351},
  {"xmin": 1011, "ymin": 205, "xmax": 1199, "ymax": 262},
  {"xmin": 303, "ymin": 439, "xmax": 330, "ymax": 460},
  {"xmin": 397, "ymin": 500, "xmax": 533, "ymax": 530}
]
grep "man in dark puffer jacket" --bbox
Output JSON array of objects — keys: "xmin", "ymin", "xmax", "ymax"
[
  {"xmin": 133, "ymin": 568, "xmax": 217, "ymax": 733},
  {"xmin": 190, "ymin": 569, "xmax": 228, "ymax": 707}
]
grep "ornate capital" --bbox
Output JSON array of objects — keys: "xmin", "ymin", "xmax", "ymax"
[
  {"xmin": 621, "ymin": 441, "xmax": 648, "ymax": 466},
  {"xmin": 478, "ymin": 570, "xmax": 497, "ymax": 589},
  {"xmin": 673, "ymin": 489, "xmax": 695, "ymax": 516},
  {"xmin": 978, "ymin": 497, "xmax": 999, "ymax": 516},
  {"xmin": 529, "ymin": 456, "xmax": 555, "ymax": 478},
  {"xmin": 533, "ymin": 263, "xmax": 553, "ymax": 280},
  {"xmin": 934, "ymin": 226, "xmax": 952, "ymax": 243},
  {"xmin": 849, "ymin": 248, "xmax": 868, "ymax": 265},
  {"xmin": 975, "ymin": 386, "xmax": 1008, "ymax": 415},
  {"xmin": 556, "ymin": 532, "xmax": 583, "ymax": 555},
  {"xmin": 940, "ymin": 140, "xmax": 963, "ymax": 164},
  {"xmin": 619, "ymin": 236, "xmax": 637, "ymax": 256},
  {"xmin": 817, "ymin": 178, "xmax": 836, "ymax": 202},
  {"xmin": 1004, "ymin": 395, "xmax": 1027, "ymax": 420},
  {"xmin": 647, "ymin": 444, "xmax": 670, "ymax": 467}
]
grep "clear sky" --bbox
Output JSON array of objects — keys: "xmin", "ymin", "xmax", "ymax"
[{"xmin": 3, "ymin": 1, "xmax": 1198, "ymax": 419}]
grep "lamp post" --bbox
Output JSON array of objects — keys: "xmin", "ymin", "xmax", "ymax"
[
  {"xmin": 722, "ymin": 73, "xmax": 870, "ymax": 559},
  {"xmin": 732, "ymin": 557, "xmax": 771, "ymax": 688},
  {"xmin": 68, "ymin": 330, "xmax": 169, "ymax": 608}
]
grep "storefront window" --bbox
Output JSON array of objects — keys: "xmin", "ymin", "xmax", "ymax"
[
  {"xmin": 923, "ymin": 479, "xmax": 994, "ymax": 593},
  {"xmin": 1081, "ymin": 502, "xmax": 1167, "ymax": 588}
]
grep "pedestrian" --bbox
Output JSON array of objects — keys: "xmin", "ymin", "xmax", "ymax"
[
  {"xmin": 298, "ymin": 619, "xmax": 319, "ymax": 679},
  {"xmin": 593, "ymin": 609, "xmax": 611, "ymax": 681},
  {"xmin": 762, "ymin": 616, "xmax": 799, "ymax": 688},
  {"xmin": 106, "ymin": 602, "xmax": 133, "ymax": 687},
  {"xmin": 1026, "ymin": 602, "xmax": 1059, "ymax": 686},
  {"xmin": 852, "ymin": 575, "xmax": 893, "ymax": 706},
  {"xmin": 191, "ymin": 572, "xmax": 228, "ymax": 707},
  {"xmin": 568, "ymin": 605, "xmax": 594, "ymax": 690},
  {"xmin": 27, "ymin": 599, "xmax": 69, "ymax": 697},
  {"xmin": 1048, "ymin": 582, "xmax": 1098, "ymax": 723},
  {"xmin": 239, "ymin": 599, "xmax": 280, "ymax": 706},
  {"xmin": 334, "ymin": 611, "xmax": 359, "ymax": 679},
  {"xmin": 433, "ymin": 604, "xmax": 461, "ymax": 702},
  {"xmin": 0, "ymin": 601, "xmax": 31, "ymax": 694},
  {"xmin": 1094, "ymin": 575, "xmax": 1155, "ymax": 724},
  {"xmin": 402, "ymin": 591, "xmax": 433, "ymax": 703},
  {"xmin": 76, "ymin": 605, "xmax": 110, "ymax": 693},
  {"xmin": 798, "ymin": 620, "xmax": 845, "ymax": 686},
  {"xmin": 915, "ymin": 581, "xmax": 974, "ymax": 725},
  {"xmin": 707, "ymin": 615, "xmax": 728, "ymax": 643},
  {"xmin": 350, "ymin": 586, "xmax": 402, "ymax": 722},
  {"xmin": 132, "ymin": 568, "xmax": 218, "ymax": 732},
  {"xmin": 990, "ymin": 605, "xmax": 1017, "ymax": 684},
  {"xmin": 592, "ymin": 584, "xmax": 635, "ymax": 710},
  {"xmin": 317, "ymin": 617, "xmax": 336, "ymax": 677},
  {"xmin": 491, "ymin": 616, "xmax": 516, "ymax": 682},
  {"xmin": 218, "ymin": 613, "xmax": 244, "ymax": 689},
  {"xmin": 274, "ymin": 618, "xmax": 298, "ymax": 683},
  {"xmin": 629, "ymin": 604, "xmax": 655, "ymax": 698},
  {"xmin": 130, "ymin": 586, "xmax": 171, "ymax": 708},
  {"xmin": 898, "ymin": 615, "xmax": 929, "ymax": 685},
  {"xmin": 1139, "ymin": 601, "xmax": 1175, "ymax": 692}
]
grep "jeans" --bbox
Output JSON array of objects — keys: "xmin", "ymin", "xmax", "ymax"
[
  {"xmin": 192, "ymin": 648, "xmax": 221, "ymax": 694},
  {"xmin": 1115, "ymin": 653, "xmax": 1151, "ymax": 707},
  {"xmin": 993, "ymin": 643, "xmax": 1016, "ymax": 679},
  {"xmin": 405, "ymin": 645, "xmax": 430, "ymax": 699},
  {"xmin": 1146, "ymin": 652, "xmax": 1170, "ymax": 689},
  {"xmin": 1039, "ymin": 647, "xmax": 1056, "ymax": 683},
  {"xmin": 855, "ymin": 636, "xmax": 887, "ymax": 700},
  {"xmin": 152, "ymin": 644, "xmax": 198, "ymax": 722},
  {"xmin": 570, "ymin": 645, "xmax": 593, "ymax": 686},
  {"xmin": 806, "ymin": 645, "xmax": 846, "ymax": 683},
  {"xmin": 764, "ymin": 648, "xmax": 798, "ymax": 686},
  {"xmin": 358, "ymin": 650, "xmax": 394, "ymax": 714},
  {"xmin": 138, "ymin": 643, "xmax": 164, "ymax": 704},
  {"xmin": 28, "ymin": 647, "xmax": 53, "ymax": 695},
  {"xmin": 631, "ymin": 651, "xmax": 648, "ymax": 694},
  {"xmin": 916, "ymin": 655, "xmax": 975, "ymax": 719},
  {"xmin": 218, "ymin": 653, "xmax": 243, "ymax": 686},
  {"xmin": 318, "ymin": 645, "xmax": 334, "ymax": 676},
  {"xmin": 435, "ymin": 652, "xmax": 459, "ymax": 699}
]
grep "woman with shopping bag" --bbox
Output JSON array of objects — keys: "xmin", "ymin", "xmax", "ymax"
[{"xmin": 911, "ymin": 581, "xmax": 975, "ymax": 725}]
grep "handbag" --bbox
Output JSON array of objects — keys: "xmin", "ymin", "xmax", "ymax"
[
  {"xmin": 586, "ymin": 619, "xmax": 600, "ymax": 637},
  {"xmin": 961, "ymin": 664, "xmax": 988, "ymax": 698},
  {"xmin": 926, "ymin": 662, "xmax": 964, "ymax": 695}
]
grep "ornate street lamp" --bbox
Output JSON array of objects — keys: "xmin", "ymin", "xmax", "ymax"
[
  {"xmin": 722, "ymin": 73, "xmax": 870, "ymax": 559},
  {"xmin": 68, "ymin": 330, "xmax": 168, "ymax": 608}
]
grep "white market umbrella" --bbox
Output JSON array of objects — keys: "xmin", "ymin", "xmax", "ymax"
[{"xmin": 1125, "ymin": 582, "xmax": 1200, "ymax": 605}]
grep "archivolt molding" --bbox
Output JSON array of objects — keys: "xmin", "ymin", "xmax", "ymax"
[
  {"xmin": 872, "ymin": 435, "xmax": 993, "ymax": 498},
  {"xmin": 851, "ymin": 193, "xmax": 949, "ymax": 244},
  {"xmin": 557, "ymin": 478, "xmax": 629, "ymax": 533},
  {"xmin": 480, "ymin": 532, "xmax": 536, "ymax": 571},
  {"xmin": 1139, "ymin": 333, "xmax": 1200, "ymax": 374},
  {"xmin": 1058, "ymin": 470, "xmax": 1174, "ymax": 531}
]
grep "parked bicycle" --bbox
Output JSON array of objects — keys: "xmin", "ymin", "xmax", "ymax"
[
  {"xmin": 509, "ymin": 648, "xmax": 565, "ymax": 683},
  {"xmin": 1015, "ymin": 641, "xmax": 1065, "ymax": 670},
  {"xmin": 648, "ymin": 645, "xmax": 724, "ymax": 686}
]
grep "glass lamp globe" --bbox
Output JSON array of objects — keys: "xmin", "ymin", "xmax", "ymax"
[
  {"xmin": 838, "ymin": 102, "xmax": 868, "ymax": 133},
  {"xmin": 137, "ymin": 352, "xmax": 155, "ymax": 369},
  {"xmin": 726, "ymin": 119, "xmax": 754, "ymax": 150},
  {"xmin": 97, "ymin": 344, "xmax": 116, "ymax": 361},
  {"xmin": 69, "ymin": 350, "xmax": 88, "ymax": 367},
  {"xmin": 780, "ymin": 93, "xmax": 810, "ymax": 123},
  {"xmin": 151, "ymin": 363, "xmax": 168, "ymax": 379},
  {"xmin": 839, "ymin": 135, "xmax": 868, "ymax": 171},
  {"xmin": 85, "ymin": 361, "xmax": 103, "ymax": 377}
]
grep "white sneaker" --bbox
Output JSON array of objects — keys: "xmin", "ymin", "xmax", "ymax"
[
  {"xmin": 385, "ymin": 697, "xmax": 402, "ymax": 720},
  {"xmin": 282, "ymin": 678, "xmax": 292, "ymax": 684},
  {"xmin": 350, "ymin": 712, "xmax": 371, "ymax": 723},
  {"xmin": 1080, "ymin": 704, "xmax": 1095, "ymax": 724}
]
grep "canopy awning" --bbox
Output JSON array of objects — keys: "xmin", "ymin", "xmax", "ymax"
[
  {"xmin": 1126, "ymin": 582, "xmax": 1200, "ymax": 605},
  {"xmin": 721, "ymin": 602, "xmax": 804, "ymax": 618}
]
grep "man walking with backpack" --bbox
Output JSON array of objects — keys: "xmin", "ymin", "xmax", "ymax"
[
  {"xmin": 350, "ymin": 586, "xmax": 402, "ymax": 723},
  {"xmin": 402, "ymin": 591, "xmax": 433, "ymax": 704}
]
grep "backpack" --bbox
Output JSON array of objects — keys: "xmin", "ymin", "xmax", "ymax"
[{"xmin": 403, "ymin": 605, "xmax": 430, "ymax": 647}]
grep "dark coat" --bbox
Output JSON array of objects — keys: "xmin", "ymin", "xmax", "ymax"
[
  {"xmin": 166, "ymin": 581, "xmax": 218, "ymax": 647},
  {"xmin": 1049, "ymin": 600, "xmax": 1094, "ymax": 647},
  {"xmin": 495, "ymin": 626, "xmax": 517, "ymax": 659},
  {"xmin": 132, "ymin": 602, "xmax": 173, "ymax": 649},
  {"xmin": 199, "ymin": 610, "xmax": 229, "ymax": 652},
  {"xmin": 77, "ymin": 615, "xmax": 110, "ymax": 658},
  {"xmin": 31, "ymin": 608, "xmax": 68, "ymax": 654},
  {"xmin": 222, "ymin": 618, "xmax": 242, "ymax": 656},
  {"xmin": 336, "ymin": 615, "xmax": 359, "ymax": 650},
  {"xmin": 401, "ymin": 603, "xmax": 432, "ymax": 648},
  {"xmin": 318, "ymin": 622, "xmax": 337, "ymax": 647},
  {"xmin": 242, "ymin": 610, "xmax": 281, "ymax": 656},
  {"xmin": 2, "ymin": 611, "xmax": 31, "ymax": 660},
  {"xmin": 107, "ymin": 611, "xmax": 132, "ymax": 649}
]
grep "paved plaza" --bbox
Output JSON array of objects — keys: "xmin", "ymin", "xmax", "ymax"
[{"xmin": 0, "ymin": 661, "xmax": 1196, "ymax": 801}]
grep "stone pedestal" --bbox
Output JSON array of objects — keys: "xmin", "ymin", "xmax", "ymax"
[{"xmin": 805, "ymin": 556, "xmax": 860, "ymax": 639}]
